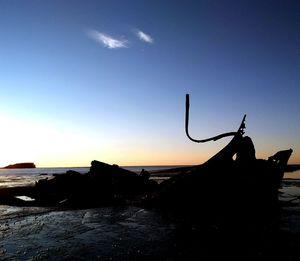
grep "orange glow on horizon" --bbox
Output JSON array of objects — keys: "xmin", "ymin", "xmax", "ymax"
[
  {"xmin": 0, "ymin": 114, "xmax": 299, "ymax": 168},
  {"xmin": 1, "ymin": 149, "xmax": 299, "ymax": 168}
]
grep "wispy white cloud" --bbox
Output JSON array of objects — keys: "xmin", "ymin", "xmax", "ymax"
[
  {"xmin": 88, "ymin": 30, "xmax": 128, "ymax": 49},
  {"xmin": 136, "ymin": 30, "xmax": 154, "ymax": 44}
]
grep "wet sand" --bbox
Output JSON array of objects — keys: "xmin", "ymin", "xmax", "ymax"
[
  {"xmin": 0, "ymin": 206, "xmax": 179, "ymax": 260},
  {"xmin": 0, "ymin": 179, "xmax": 299, "ymax": 260}
]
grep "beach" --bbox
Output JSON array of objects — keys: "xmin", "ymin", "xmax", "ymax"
[
  {"xmin": 0, "ymin": 169, "xmax": 299, "ymax": 260},
  {"xmin": 0, "ymin": 206, "xmax": 180, "ymax": 260}
]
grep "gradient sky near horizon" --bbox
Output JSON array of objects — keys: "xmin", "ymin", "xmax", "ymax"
[{"xmin": 0, "ymin": 0, "xmax": 299, "ymax": 167}]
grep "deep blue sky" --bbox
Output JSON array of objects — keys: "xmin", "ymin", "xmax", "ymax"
[{"xmin": 0, "ymin": 0, "xmax": 299, "ymax": 166}]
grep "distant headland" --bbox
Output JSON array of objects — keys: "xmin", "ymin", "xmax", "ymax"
[{"xmin": 2, "ymin": 163, "xmax": 36, "ymax": 169}]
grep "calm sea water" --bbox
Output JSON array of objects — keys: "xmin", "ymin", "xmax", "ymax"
[{"xmin": 0, "ymin": 166, "xmax": 299, "ymax": 189}]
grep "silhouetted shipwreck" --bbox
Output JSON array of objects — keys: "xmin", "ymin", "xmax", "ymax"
[
  {"xmin": 0, "ymin": 95, "xmax": 293, "ymax": 227},
  {"xmin": 149, "ymin": 95, "xmax": 293, "ymax": 226}
]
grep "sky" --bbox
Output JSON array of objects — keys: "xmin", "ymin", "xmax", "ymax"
[{"xmin": 0, "ymin": 0, "xmax": 299, "ymax": 167}]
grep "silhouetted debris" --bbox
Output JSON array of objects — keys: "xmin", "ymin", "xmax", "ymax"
[
  {"xmin": 151, "ymin": 135, "xmax": 292, "ymax": 229},
  {"xmin": 16, "ymin": 160, "xmax": 159, "ymax": 207},
  {"xmin": 0, "ymin": 134, "xmax": 292, "ymax": 226},
  {"xmin": 284, "ymin": 164, "xmax": 300, "ymax": 172}
]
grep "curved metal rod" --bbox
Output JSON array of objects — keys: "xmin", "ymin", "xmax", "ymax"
[{"xmin": 185, "ymin": 94, "xmax": 246, "ymax": 143}]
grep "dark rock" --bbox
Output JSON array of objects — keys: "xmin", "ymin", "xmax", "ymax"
[{"xmin": 3, "ymin": 162, "xmax": 36, "ymax": 169}]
